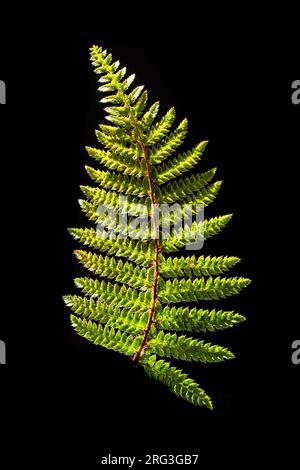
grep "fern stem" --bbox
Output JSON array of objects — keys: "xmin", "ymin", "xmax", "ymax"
[{"xmin": 125, "ymin": 104, "xmax": 161, "ymax": 363}]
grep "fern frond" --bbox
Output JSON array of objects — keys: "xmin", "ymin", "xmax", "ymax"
[
  {"xmin": 64, "ymin": 294, "xmax": 144, "ymax": 319},
  {"xmin": 80, "ymin": 186, "xmax": 146, "ymax": 216},
  {"xmin": 64, "ymin": 44, "xmax": 251, "ymax": 409},
  {"xmin": 128, "ymin": 85, "xmax": 145, "ymax": 104},
  {"xmin": 86, "ymin": 146, "xmax": 146, "ymax": 177},
  {"xmin": 150, "ymin": 119, "xmax": 188, "ymax": 164},
  {"xmin": 76, "ymin": 204, "xmax": 149, "ymax": 237},
  {"xmin": 140, "ymin": 101, "xmax": 160, "ymax": 128},
  {"xmin": 104, "ymin": 104, "xmax": 129, "ymax": 116},
  {"xmin": 132, "ymin": 90, "xmax": 148, "ymax": 117},
  {"xmin": 146, "ymin": 107, "xmax": 176, "ymax": 145},
  {"xmin": 64, "ymin": 296, "xmax": 148, "ymax": 334},
  {"xmin": 71, "ymin": 316, "xmax": 143, "ymax": 356},
  {"xmin": 154, "ymin": 186, "xmax": 223, "ymax": 229},
  {"xmin": 98, "ymin": 124, "xmax": 130, "ymax": 142},
  {"xmin": 162, "ymin": 214, "xmax": 233, "ymax": 253},
  {"xmin": 68, "ymin": 228, "xmax": 153, "ymax": 265},
  {"xmin": 160, "ymin": 255, "xmax": 240, "ymax": 278},
  {"xmin": 96, "ymin": 130, "xmax": 139, "ymax": 159},
  {"xmin": 140, "ymin": 354, "xmax": 213, "ymax": 409},
  {"xmin": 148, "ymin": 331, "xmax": 235, "ymax": 363},
  {"xmin": 74, "ymin": 278, "xmax": 151, "ymax": 312},
  {"xmin": 154, "ymin": 141, "xmax": 208, "ymax": 184},
  {"xmin": 156, "ymin": 306, "xmax": 246, "ymax": 333},
  {"xmin": 74, "ymin": 250, "xmax": 153, "ymax": 290},
  {"xmin": 65, "ymin": 294, "xmax": 245, "ymax": 334},
  {"xmin": 85, "ymin": 166, "xmax": 148, "ymax": 197},
  {"xmin": 160, "ymin": 277, "xmax": 251, "ymax": 303},
  {"xmin": 156, "ymin": 168, "xmax": 217, "ymax": 202},
  {"xmin": 168, "ymin": 181, "xmax": 222, "ymax": 208},
  {"xmin": 100, "ymin": 92, "xmax": 124, "ymax": 105},
  {"xmin": 155, "ymin": 182, "xmax": 222, "ymax": 215},
  {"xmin": 78, "ymin": 197, "xmax": 149, "ymax": 227},
  {"xmin": 105, "ymin": 114, "xmax": 132, "ymax": 128},
  {"xmin": 79, "ymin": 186, "xmax": 119, "ymax": 206}
]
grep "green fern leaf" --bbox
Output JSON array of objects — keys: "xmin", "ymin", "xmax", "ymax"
[
  {"xmin": 133, "ymin": 90, "xmax": 148, "ymax": 117},
  {"xmin": 68, "ymin": 228, "xmax": 154, "ymax": 265},
  {"xmin": 86, "ymin": 146, "xmax": 146, "ymax": 177},
  {"xmin": 160, "ymin": 277, "xmax": 251, "ymax": 303},
  {"xmin": 146, "ymin": 107, "xmax": 176, "ymax": 145},
  {"xmin": 85, "ymin": 166, "xmax": 148, "ymax": 197},
  {"xmin": 156, "ymin": 168, "xmax": 217, "ymax": 202},
  {"xmin": 64, "ymin": 45, "xmax": 251, "ymax": 409},
  {"xmin": 64, "ymin": 297, "xmax": 148, "ymax": 334},
  {"xmin": 74, "ymin": 278, "xmax": 151, "ymax": 312},
  {"xmin": 148, "ymin": 331, "xmax": 235, "ymax": 362},
  {"xmin": 71, "ymin": 316, "xmax": 143, "ymax": 355},
  {"xmin": 150, "ymin": 118, "xmax": 188, "ymax": 164},
  {"xmin": 160, "ymin": 255, "xmax": 240, "ymax": 278},
  {"xmin": 140, "ymin": 353, "xmax": 213, "ymax": 409},
  {"xmin": 162, "ymin": 214, "xmax": 233, "ymax": 253},
  {"xmin": 156, "ymin": 306, "xmax": 246, "ymax": 333},
  {"xmin": 96, "ymin": 130, "xmax": 139, "ymax": 159},
  {"xmin": 74, "ymin": 250, "xmax": 153, "ymax": 290},
  {"xmin": 64, "ymin": 294, "xmax": 146, "ymax": 319},
  {"xmin": 154, "ymin": 141, "xmax": 208, "ymax": 184},
  {"xmin": 140, "ymin": 101, "xmax": 160, "ymax": 128}
]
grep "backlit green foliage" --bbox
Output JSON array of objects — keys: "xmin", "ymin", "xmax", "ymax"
[{"xmin": 64, "ymin": 45, "xmax": 250, "ymax": 409}]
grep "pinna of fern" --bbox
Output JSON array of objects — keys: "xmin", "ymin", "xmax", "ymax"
[{"xmin": 63, "ymin": 45, "xmax": 251, "ymax": 410}]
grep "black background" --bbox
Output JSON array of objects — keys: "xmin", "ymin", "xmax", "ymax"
[{"xmin": 0, "ymin": 12, "xmax": 299, "ymax": 467}]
